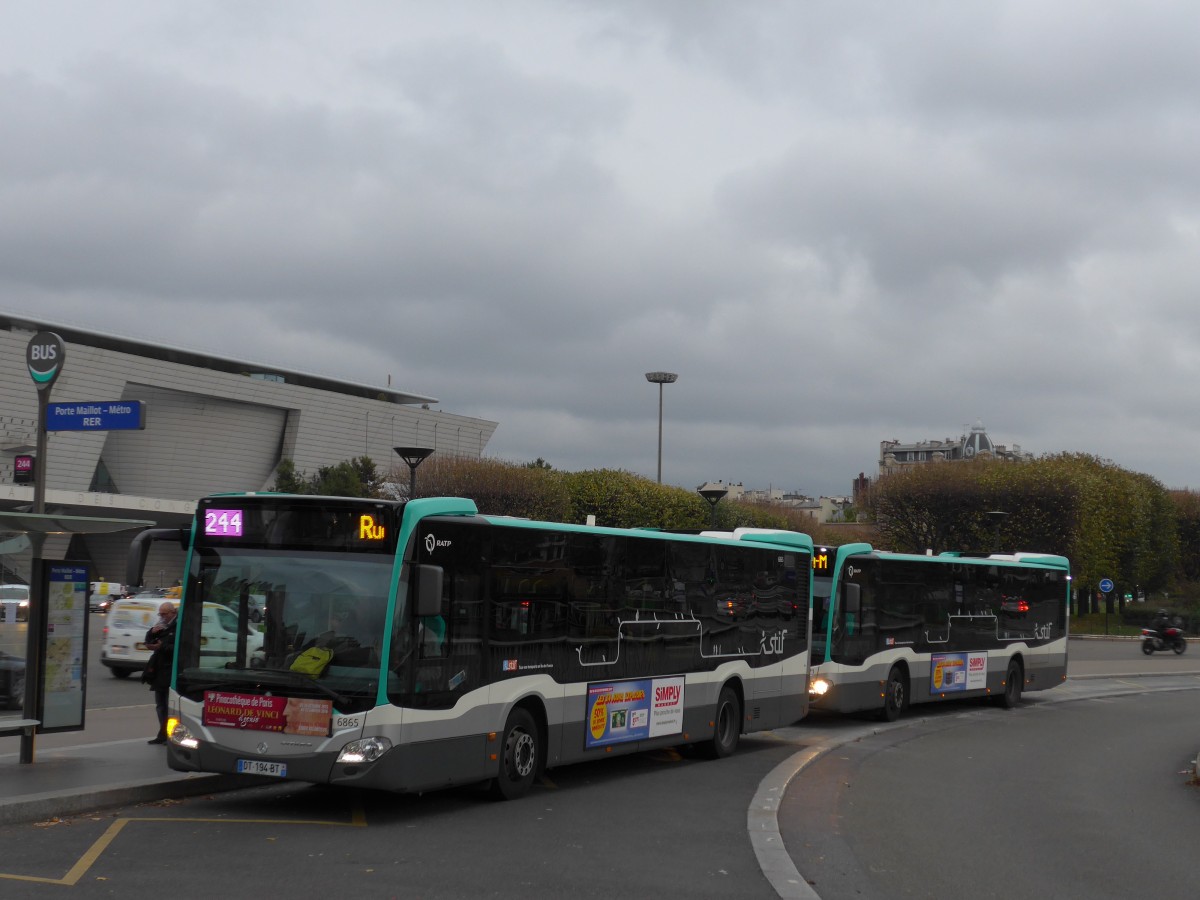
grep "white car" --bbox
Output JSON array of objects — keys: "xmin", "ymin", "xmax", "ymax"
[
  {"xmin": 0, "ymin": 584, "xmax": 30, "ymax": 623},
  {"xmin": 102, "ymin": 594, "xmax": 263, "ymax": 677}
]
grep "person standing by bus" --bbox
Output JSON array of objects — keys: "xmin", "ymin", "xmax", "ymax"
[{"xmin": 142, "ymin": 602, "xmax": 178, "ymax": 744}]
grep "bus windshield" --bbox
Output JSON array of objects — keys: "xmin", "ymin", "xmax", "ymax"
[{"xmin": 175, "ymin": 547, "xmax": 395, "ymax": 712}]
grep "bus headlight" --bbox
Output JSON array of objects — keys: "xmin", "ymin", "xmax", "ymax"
[
  {"xmin": 337, "ymin": 737, "xmax": 393, "ymax": 764},
  {"xmin": 167, "ymin": 719, "xmax": 199, "ymax": 749},
  {"xmin": 809, "ymin": 678, "xmax": 831, "ymax": 696}
]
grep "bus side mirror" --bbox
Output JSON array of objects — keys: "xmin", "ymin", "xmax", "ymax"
[
  {"xmin": 416, "ymin": 564, "xmax": 444, "ymax": 617},
  {"xmin": 126, "ymin": 527, "xmax": 190, "ymax": 589},
  {"xmin": 844, "ymin": 582, "xmax": 861, "ymax": 617}
]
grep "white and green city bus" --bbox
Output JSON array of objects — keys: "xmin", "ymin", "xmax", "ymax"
[
  {"xmin": 128, "ymin": 495, "xmax": 814, "ymax": 799},
  {"xmin": 807, "ymin": 544, "xmax": 1070, "ymax": 720}
]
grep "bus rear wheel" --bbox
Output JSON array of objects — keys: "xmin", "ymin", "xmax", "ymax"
[
  {"xmin": 489, "ymin": 708, "xmax": 539, "ymax": 801},
  {"xmin": 998, "ymin": 660, "xmax": 1023, "ymax": 709},
  {"xmin": 699, "ymin": 685, "xmax": 741, "ymax": 759},
  {"xmin": 880, "ymin": 666, "xmax": 907, "ymax": 722}
]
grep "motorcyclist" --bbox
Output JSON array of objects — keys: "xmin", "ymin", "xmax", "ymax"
[{"xmin": 1150, "ymin": 608, "xmax": 1172, "ymax": 647}]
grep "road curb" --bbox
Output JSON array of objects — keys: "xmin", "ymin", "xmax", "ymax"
[{"xmin": 1069, "ymin": 670, "xmax": 1200, "ymax": 680}]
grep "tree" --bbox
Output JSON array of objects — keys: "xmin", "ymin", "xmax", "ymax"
[
  {"xmin": 1171, "ymin": 490, "xmax": 1200, "ymax": 582},
  {"xmin": 867, "ymin": 462, "xmax": 991, "ymax": 553},
  {"xmin": 865, "ymin": 453, "xmax": 1178, "ymax": 596},
  {"xmin": 271, "ymin": 459, "xmax": 307, "ymax": 494},
  {"xmin": 271, "ymin": 456, "xmax": 382, "ymax": 498}
]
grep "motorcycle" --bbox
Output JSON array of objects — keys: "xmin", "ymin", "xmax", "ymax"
[{"xmin": 1141, "ymin": 624, "xmax": 1187, "ymax": 655}]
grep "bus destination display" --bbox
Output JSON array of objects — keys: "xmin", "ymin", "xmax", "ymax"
[
  {"xmin": 205, "ymin": 509, "xmax": 244, "ymax": 537},
  {"xmin": 197, "ymin": 499, "xmax": 397, "ymax": 552}
]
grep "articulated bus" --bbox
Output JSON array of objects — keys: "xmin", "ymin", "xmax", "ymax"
[
  {"xmin": 128, "ymin": 495, "xmax": 814, "ymax": 799},
  {"xmin": 807, "ymin": 544, "xmax": 1070, "ymax": 720}
]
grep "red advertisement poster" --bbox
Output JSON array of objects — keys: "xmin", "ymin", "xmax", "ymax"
[{"xmin": 203, "ymin": 691, "xmax": 332, "ymax": 736}]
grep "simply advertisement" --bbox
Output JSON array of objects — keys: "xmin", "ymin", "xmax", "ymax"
[
  {"xmin": 930, "ymin": 652, "xmax": 988, "ymax": 693},
  {"xmin": 585, "ymin": 676, "xmax": 685, "ymax": 749}
]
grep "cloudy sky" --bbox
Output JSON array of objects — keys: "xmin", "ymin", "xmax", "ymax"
[{"xmin": 4, "ymin": 2, "xmax": 1200, "ymax": 497}]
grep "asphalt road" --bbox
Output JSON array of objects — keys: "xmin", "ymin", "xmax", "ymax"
[
  {"xmin": 782, "ymin": 688, "xmax": 1200, "ymax": 900},
  {"xmin": 1, "ymin": 624, "xmax": 1198, "ymax": 898}
]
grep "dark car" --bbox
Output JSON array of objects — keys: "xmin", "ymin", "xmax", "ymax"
[
  {"xmin": 0, "ymin": 649, "xmax": 24, "ymax": 710},
  {"xmin": 89, "ymin": 581, "xmax": 128, "ymax": 613}
]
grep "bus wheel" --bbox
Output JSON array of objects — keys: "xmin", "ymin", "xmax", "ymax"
[
  {"xmin": 880, "ymin": 666, "xmax": 907, "ymax": 722},
  {"xmin": 998, "ymin": 660, "xmax": 1023, "ymax": 709},
  {"xmin": 699, "ymin": 685, "xmax": 741, "ymax": 759},
  {"xmin": 489, "ymin": 708, "xmax": 539, "ymax": 801}
]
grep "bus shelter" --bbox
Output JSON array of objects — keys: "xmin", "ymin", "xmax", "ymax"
[{"xmin": 0, "ymin": 511, "xmax": 154, "ymax": 763}]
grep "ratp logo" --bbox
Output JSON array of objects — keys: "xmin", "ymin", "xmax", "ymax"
[{"xmin": 424, "ymin": 533, "xmax": 451, "ymax": 554}]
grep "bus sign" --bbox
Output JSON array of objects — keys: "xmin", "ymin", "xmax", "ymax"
[{"xmin": 26, "ymin": 331, "xmax": 65, "ymax": 392}]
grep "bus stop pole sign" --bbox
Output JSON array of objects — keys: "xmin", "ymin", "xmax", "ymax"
[
  {"xmin": 26, "ymin": 331, "xmax": 65, "ymax": 515},
  {"xmin": 22, "ymin": 331, "xmax": 65, "ymax": 763}
]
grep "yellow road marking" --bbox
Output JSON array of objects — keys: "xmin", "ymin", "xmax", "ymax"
[{"xmin": 0, "ymin": 799, "xmax": 368, "ymax": 886}]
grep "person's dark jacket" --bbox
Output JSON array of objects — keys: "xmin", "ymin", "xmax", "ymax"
[{"xmin": 141, "ymin": 618, "xmax": 177, "ymax": 689}]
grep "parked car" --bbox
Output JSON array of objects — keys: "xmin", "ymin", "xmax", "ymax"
[
  {"xmin": 0, "ymin": 584, "xmax": 30, "ymax": 623},
  {"xmin": 0, "ymin": 648, "xmax": 23, "ymax": 709}
]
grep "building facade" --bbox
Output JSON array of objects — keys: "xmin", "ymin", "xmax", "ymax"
[
  {"xmin": 0, "ymin": 312, "xmax": 497, "ymax": 585},
  {"xmin": 878, "ymin": 421, "xmax": 1031, "ymax": 478}
]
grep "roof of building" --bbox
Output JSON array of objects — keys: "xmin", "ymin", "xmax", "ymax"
[{"xmin": 1, "ymin": 311, "xmax": 438, "ymax": 406}]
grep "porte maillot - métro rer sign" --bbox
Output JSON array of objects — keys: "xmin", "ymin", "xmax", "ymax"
[{"xmin": 45, "ymin": 401, "xmax": 146, "ymax": 432}]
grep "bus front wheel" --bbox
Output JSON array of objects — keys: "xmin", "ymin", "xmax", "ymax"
[
  {"xmin": 880, "ymin": 666, "xmax": 907, "ymax": 722},
  {"xmin": 489, "ymin": 708, "xmax": 540, "ymax": 801},
  {"xmin": 699, "ymin": 685, "xmax": 741, "ymax": 759}
]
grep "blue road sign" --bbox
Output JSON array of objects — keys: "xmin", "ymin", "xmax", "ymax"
[
  {"xmin": 1099, "ymin": 578, "xmax": 1114, "ymax": 594},
  {"xmin": 46, "ymin": 401, "xmax": 145, "ymax": 432}
]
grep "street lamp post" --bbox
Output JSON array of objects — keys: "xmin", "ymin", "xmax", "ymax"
[
  {"xmin": 393, "ymin": 446, "xmax": 434, "ymax": 500},
  {"xmin": 645, "ymin": 372, "xmax": 678, "ymax": 483},
  {"xmin": 698, "ymin": 485, "xmax": 728, "ymax": 528}
]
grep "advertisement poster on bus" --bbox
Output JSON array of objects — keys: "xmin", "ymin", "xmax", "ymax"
[
  {"xmin": 585, "ymin": 676, "xmax": 684, "ymax": 749},
  {"xmin": 203, "ymin": 691, "xmax": 333, "ymax": 736},
  {"xmin": 930, "ymin": 652, "xmax": 988, "ymax": 693}
]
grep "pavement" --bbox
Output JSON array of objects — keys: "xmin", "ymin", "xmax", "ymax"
[
  {"xmin": 0, "ymin": 703, "xmax": 256, "ymax": 825},
  {"xmin": 2, "ymin": 638, "xmax": 1199, "ymax": 830}
]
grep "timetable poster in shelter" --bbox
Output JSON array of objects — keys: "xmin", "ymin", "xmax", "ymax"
[
  {"xmin": 585, "ymin": 676, "xmax": 684, "ymax": 749},
  {"xmin": 40, "ymin": 563, "xmax": 90, "ymax": 732},
  {"xmin": 930, "ymin": 652, "xmax": 988, "ymax": 693}
]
